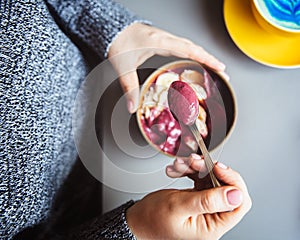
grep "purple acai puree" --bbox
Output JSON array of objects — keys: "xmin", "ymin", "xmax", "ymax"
[
  {"xmin": 139, "ymin": 67, "xmax": 213, "ymax": 157},
  {"xmin": 140, "ymin": 107, "xmax": 197, "ymax": 156},
  {"xmin": 167, "ymin": 81, "xmax": 199, "ymax": 126}
]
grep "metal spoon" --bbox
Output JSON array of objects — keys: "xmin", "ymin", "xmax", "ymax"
[{"xmin": 190, "ymin": 124, "xmax": 221, "ymax": 188}]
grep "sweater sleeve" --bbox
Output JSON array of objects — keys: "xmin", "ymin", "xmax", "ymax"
[
  {"xmin": 45, "ymin": 0, "xmax": 151, "ymax": 58},
  {"xmin": 40, "ymin": 1, "xmax": 146, "ymax": 238},
  {"xmin": 70, "ymin": 200, "xmax": 137, "ymax": 240}
]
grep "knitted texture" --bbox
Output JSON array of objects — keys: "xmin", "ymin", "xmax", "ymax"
[
  {"xmin": 0, "ymin": 0, "xmax": 146, "ymax": 239},
  {"xmin": 72, "ymin": 200, "xmax": 136, "ymax": 240},
  {"xmin": 46, "ymin": 0, "xmax": 151, "ymax": 57}
]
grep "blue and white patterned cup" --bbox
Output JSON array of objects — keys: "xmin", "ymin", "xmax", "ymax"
[{"xmin": 252, "ymin": 0, "xmax": 300, "ymax": 34}]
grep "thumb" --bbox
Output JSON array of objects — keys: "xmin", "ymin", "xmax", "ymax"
[
  {"xmin": 119, "ymin": 70, "xmax": 140, "ymax": 113},
  {"xmin": 183, "ymin": 187, "xmax": 243, "ymax": 214}
]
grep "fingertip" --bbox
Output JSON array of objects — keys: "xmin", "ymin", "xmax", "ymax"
[
  {"xmin": 125, "ymin": 91, "xmax": 139, "ymax": 113},
  {"xmin": 217, "ymin": 62, "xmax": 226, "ymax": 71},
  {"xmin": 190, "ymin": 187, "xmax": 235, "ymax": 213},
  {"xmin": 165, "ymin": 165, "xmax": 185, "ymax": 178},
  {"xmin": 119, "ymin": 72, "xmax": 140, "ymax": 113},
  {"xmin": 226, "ymin": 188, "xmax": 243, "ymax": 207},
  {"xmin": 165, "ymin": 165, "xmax": 175, "ymax": 176},
  {"xmin": 216, "ymin": 161, "xmax": 228, "ymax": 170},
  {"xmin": 190, "ymin": 153, "xmax": 202, "ymax": 160},
  {"xmin": 127, "ymin": 99, "xmax": 135, "ymax": 113},
  {"xmin": 186, "ymin": 154, "xmax": 206, "ymax": 175},
  {"xmin": 176, "ymin": 157, "xmax": 185, "ymax": 164},
  {"xmin": 218, "ymin": 71, "xmax": 230, "ymax": 81},
  {"xmin": 214, "ymin": 163, "xmax": 249, "ymax": 195},
  {"xmin": 204, "ymin": 54, "xmax": 226, "ymax": 72},
  {"xmin": 165, "ymin": 165, "xmax": 173, "ymax": 173},
  {"xmin": 214, "ymin": 162, "xmax": 229, "ymax": 180}
]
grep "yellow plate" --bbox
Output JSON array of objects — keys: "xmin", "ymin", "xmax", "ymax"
[{"xmin": 224, "ymin": 0, "xmax": 300, "ymax": 68}]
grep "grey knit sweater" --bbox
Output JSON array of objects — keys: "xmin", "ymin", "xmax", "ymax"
[{"xmin": 0, "ymin": 0, "xmax": 146, "ymax": 239}]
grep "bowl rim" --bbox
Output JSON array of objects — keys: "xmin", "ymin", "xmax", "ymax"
[{"xmin": 136, "ymin": 59, "xmax": 238, "ymax": 158}]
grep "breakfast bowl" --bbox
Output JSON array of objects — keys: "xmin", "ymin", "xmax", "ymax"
[{"xmin": 136, "ymin": 60, "xmax": 237, "ymax": 158}]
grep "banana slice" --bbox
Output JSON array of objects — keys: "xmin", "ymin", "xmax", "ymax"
[
  {"xmin": 181, "ymin": 70, "xmax": 207, "ymax": 100},
  {"xmin": 156, "ymin": 71, "xmax": 179, "ymax": 89},
  {"xmin": 196, "ymin": 118, "xmax": 208, "ymax": 137},
  {"xmin": 181, "ymin": 69, "xmax": 204, "ymax": 85},
  {"xmin": 190, "ymin": 83, "xmax": 207, "ymax": 100},
  {"xmin": 198, "ymin": 105, "xmax": 207, "ymax": 122}
]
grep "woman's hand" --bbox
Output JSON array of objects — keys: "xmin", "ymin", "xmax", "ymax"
[
  {"xmin": 108, "ymin": 23, "xmax": 229, "ymax": 113},
  {"xmin": 166, "ymin": 153, "xmax": 220, "ymax": 190},
  {"xmin": 126, "ymin": 156, "xmax": 252, "ymax": 240}
]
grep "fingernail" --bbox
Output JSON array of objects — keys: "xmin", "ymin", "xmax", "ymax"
[
  {"xmin": 176, "ymin": 158, "xmax": 184, "ymax": 164},
  {"xmin": 223, "ymin": 72, "xmax": 230, "ymax": 81},
  {"xmin": 217, "ymin": 162, "xmax": 228, "ymax": 169},
  {"xmin": 166, "ymin": 166, "xmax": 174, "ymax": 172},
  {"xmin": 218, "ymin": 71, "xmax": 230, "ymax": 81},
  {"xmin": 127, "ymin": 100, "xmax": 134, "ymax": 113},
  {"xmin": 218, "ymin": 62, "xmax": 226, "ymax": 71},
  {"xmin": 226, "ymin": 189, "xmax": 243, "ymax": 206},
  {"xmin": 191, "ymin": 153, "xmax": 202, "ymax": 160}
]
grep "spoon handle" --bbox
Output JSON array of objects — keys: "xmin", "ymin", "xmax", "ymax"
[{"xmin": 190, "ymin": 124, "xmax": 222, "ymax": 188}]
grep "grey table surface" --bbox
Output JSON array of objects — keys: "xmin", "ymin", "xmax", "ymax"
[{"xmin": 101, "ymin": 0, "xmax": 300, "ymax": 239}]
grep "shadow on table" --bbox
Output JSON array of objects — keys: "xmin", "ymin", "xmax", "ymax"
[{"xmin": 194, "ymin": 0, "xmax": 243, "ymax": 57}]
